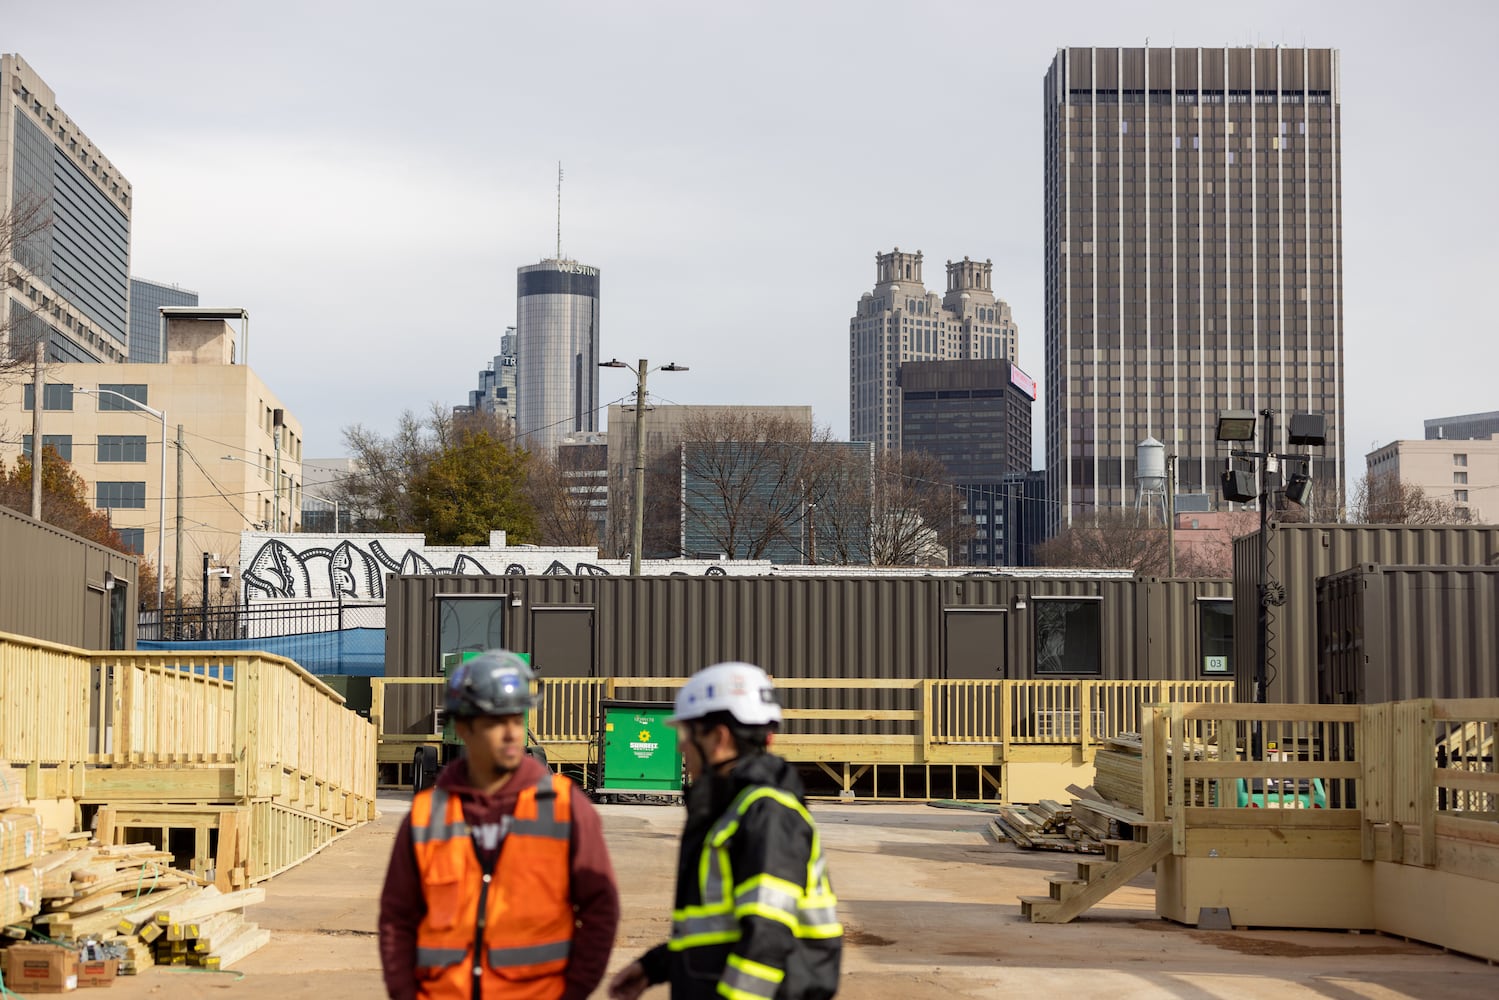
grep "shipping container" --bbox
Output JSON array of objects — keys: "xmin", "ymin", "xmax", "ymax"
[
  {"xmin": 0, "ymin": 506, "xmax": 138, "ymax": 650},
  {"xmin": 1317, "ymin": 564, "xmax": 1499, "ymax": 703},
  {"xmin": 1233, "ymin": 523, "xmax": 1499, "ymax": 704},
  {"xmin": 381, "ymin": 573, "xmax": 1232, "ymax": 735}
]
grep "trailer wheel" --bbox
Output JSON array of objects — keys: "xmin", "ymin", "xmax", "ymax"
[{"xmin": 413, "ymin": 746, "xmax": 440, "ymax": 794}]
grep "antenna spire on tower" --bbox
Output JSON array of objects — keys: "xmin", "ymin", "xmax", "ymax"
[{"xmin": 556, "ymin": 161, "xmax": 563, "ymax": 260}]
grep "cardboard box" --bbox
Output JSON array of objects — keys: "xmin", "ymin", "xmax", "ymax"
[
  {"xmin": 2, "ymin": 943, "xmax": 78, "ymax": 993},
  {"xmin": 76, "ymin": 958, "xmax": 117, "ymax": 988}
]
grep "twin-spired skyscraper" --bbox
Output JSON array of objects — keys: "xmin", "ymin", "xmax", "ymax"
[{"xmin": 1043, "ymin": 47, "xmax": 1345, "ymax": 528}]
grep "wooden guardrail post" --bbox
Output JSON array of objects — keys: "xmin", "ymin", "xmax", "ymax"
[
  {"xmin": 1416, "ymin": 698, "xmax": 1436, "ymax": 867},
  {"xmin": 233, "ymin": 658, "xmax": 261, "ymax": 803},
  {"xmin": 920, "ymin": 681, "xmax": 934, "ymax": 756},
  {"xmin": 999, "ymin": 681, "xmax": 1012, "ymax": 761},
  {"xmin": 1079, "ymin": 681, "xmax": 1094, "ymax": 753}
]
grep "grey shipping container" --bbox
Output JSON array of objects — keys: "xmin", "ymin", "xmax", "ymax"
[
  {"xmin": 381, "ymin": 573, "xmax": 1232, "ymax": 735},
  {"xmin": 1317, "ymin": 564, "xmax": 1499, "ymax": 704},
  {"xmin": 0, "ymin": 505, "xmax": 139, "ymax": 650},
  {"xmin": 1233, "ymin": 523, "xmax": 1499, "ymax": 705}
]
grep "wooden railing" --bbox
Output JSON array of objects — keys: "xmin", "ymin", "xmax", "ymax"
[
  {"xmin": 369, "ymin": 676, "xmax": 1235, "ymax": 764},
  {"xmin": 1143, "ymin": 697, "xmax": 1499, "ymax": 959},
  {"xmin": 0, "ymin": 632, "xmax": 376, "ymax": 819}
]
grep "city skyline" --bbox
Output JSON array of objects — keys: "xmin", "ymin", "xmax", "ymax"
[{"xmin": 3, "ymin": 3, "xmax": 1495, "ymax": 496}]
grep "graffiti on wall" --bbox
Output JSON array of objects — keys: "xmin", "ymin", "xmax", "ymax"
[{"xmin": 241, "ymin": 534, "xmax": 734, "ymax": 600}]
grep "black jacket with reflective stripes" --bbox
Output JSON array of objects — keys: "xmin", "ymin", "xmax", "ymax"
[{"xmin": 640, "ymin": 753, "xmax": 841, "ymax": 999}]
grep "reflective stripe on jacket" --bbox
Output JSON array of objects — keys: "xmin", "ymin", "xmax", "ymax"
[
  {"xmin": 669, "ymin": 784, "xmax": 841, "ymax": 999},
  {"xmin": 411, "ymin": 770, "xmax": 574, "ymax": 1000}
]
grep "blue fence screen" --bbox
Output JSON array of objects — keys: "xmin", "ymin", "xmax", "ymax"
[{"xmin": 137, "ymin": 627, "xmax": 386, "ymax": 678}]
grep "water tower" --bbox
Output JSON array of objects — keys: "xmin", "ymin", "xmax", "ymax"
[{"xmin": 1135, "ymin": 437, "xmax": 1167, "ymax": 523}]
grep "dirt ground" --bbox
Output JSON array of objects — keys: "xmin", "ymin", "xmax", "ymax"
[{"xmin": 91, "ymin": 792, "xmax": 1499, "ymax": 999}]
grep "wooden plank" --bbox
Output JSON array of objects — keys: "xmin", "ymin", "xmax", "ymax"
[
  {"xmin": 1181, "ymin": 807, "xmax": 1362, "ymax": 829},
  {"xmin": 211, "ymin": 925, "xmax": 270, "ymax": 969},
  {"xmin": 1435, "ymin": 813, "xmax": 1499, "ymax": 846},
  {"xmin": 1434, "ymin": 771, "xmax": 1499, "ymax": 795},
  {"xmin": 155, "ymin": 886, "xmax": 263, "ymax": 925},
  {"xmin": 1183, "ymin": 761, "xmax": 1362, "ymax": 781},
  {"xmin": 1183, "ymin": 703, "xmax": 1361, "ymax": 722}
]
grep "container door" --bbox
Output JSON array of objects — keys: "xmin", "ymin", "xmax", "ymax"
[
  {"xmin": 532, "ymin": 607, "xmax": 595, "ymax": 678},
  {"xmin": 943, "ymin": 608, "xmax": 1007, "ymax": 680}
]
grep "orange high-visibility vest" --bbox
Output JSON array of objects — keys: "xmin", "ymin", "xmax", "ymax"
[{"xmin": 410, "ymin": 771, "xmax": 574, "ymax": 1000}]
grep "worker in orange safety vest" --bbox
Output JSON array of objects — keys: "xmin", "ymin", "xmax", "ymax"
[{"xmin": 379, "ymin": 650, "xmax": 620, "ymax": 999}]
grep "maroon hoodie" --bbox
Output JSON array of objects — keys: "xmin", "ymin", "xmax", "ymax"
[{"xmin": 378, "ymin": 756, "xmax": 620, "ymax": 1000}]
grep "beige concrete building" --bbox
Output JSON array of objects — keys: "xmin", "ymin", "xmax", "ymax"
[
  {"xmin": 2, "ymin": 54, "xmax": 133, "ymax": 364},
  {"xmin": 2, "ymin": 316, "xmax": 304, "ymax": 601},
  {"xmin": 1365, "ymin": 437, "xmax": 1498, "ymax": 524}
]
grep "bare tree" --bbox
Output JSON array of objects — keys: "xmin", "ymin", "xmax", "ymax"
[
  {"xmin": 1034, "ymin": 508, "xmax": 1173, "ymax": 573},
  {"xmin": 813, "ymin": 449, "xmax": 969, "ymax": 566},
  {"xmin": 1349, "ymin": 470, "xmax": 1472, "ymax": 524},
  {"xmin": 525, "ymin": 448, "xmax": 603, "ymax": 546},
  {"xmin": 338, "ymin": 405, "xmax": 518, "ymax": 532},
  {"xmin": 678, "ymin": 411, "xmax": 834, "ymax": 559},
  {"xmin": 1, "ymin": 194, "xmax": 56, "ymax": 384}
]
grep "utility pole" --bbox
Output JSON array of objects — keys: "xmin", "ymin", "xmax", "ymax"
[
  {"xmin": 201, "ymin": 551, "xmax": 209, "ymax": 640},
  {"xmin": 1166, "ymin": 453, "xmax": 1177, "ymax": 578},
  {"xmin": 600, "ymin": 357, "xmax": 688, "ymax": 575},
  {"xmin": 272, "ymin": 409, "xmax": 284, "ymax": 532},
  {"xmin": 175, "ymin": 425, "xmax": 185, "ymax": 636},
  {"xmin": 631, "ymin": 360, "xmax": 648, "ymax": 576},
  {"xmin": 29, "ymin": 342, "xmax": 43, "ymax": 519}
]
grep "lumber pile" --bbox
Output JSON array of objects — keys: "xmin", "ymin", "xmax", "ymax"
[
  {"xmin": 1093, "ymin": 734, "xmax": 1146, "ymax": 809},
  {"xmin": 0, "ymin": 770, "xmax": 269, "ymax": 979},
  {"xmin": 989, "ymin": 799, "xmax": 1104, "ymax": 853}
]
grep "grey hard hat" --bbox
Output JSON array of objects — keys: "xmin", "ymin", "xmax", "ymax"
[{"xmin": 444, "ymin": 650, "xmax": 540, "ymax": 718}]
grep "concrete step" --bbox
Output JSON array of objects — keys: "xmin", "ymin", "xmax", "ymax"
[{"xmin": 1047, "ymin": 877, "xmax": 1090, "ymax": 902}]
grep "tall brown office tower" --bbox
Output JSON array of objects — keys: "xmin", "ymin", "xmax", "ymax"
[{"xmin": 1043, "ymin": 47, "xmax": 1344, "ymax": 531}]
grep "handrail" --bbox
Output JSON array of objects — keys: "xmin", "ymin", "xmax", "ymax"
[{"xmin": 367, "ymin": 677, "xmax": 1235, "ymax": 759}]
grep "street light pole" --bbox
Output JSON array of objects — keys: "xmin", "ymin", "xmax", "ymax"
[
  {"xmin": 1255, "ymin": 409, "xmax": 1277, "ymax": 708},
  {"xmin": 77, "ymin": 386, "xmax": 166, "ymax": 616},
  {"xmin": 600, "ymin": 357, "xmax": 689, "ymax": 576},
  {"xmin": 631, "ymin": 359, "xmax": 648, "ymax": 576}
]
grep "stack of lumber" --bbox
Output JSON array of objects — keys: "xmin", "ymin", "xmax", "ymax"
[
  {"xmin": 14, "ymin": 845, "xmax": 268, "ymax": 974},
  {"xmin": 1093, "ymin": 734, "xmax": 1146, "ymax": 809},
  {"xmin": 139, "ymin": 885, "xmax": 270, "ymax": 971},
  {"xmin": 989, "ymin": 799, "xmax": 1104, "ymax": 853}
]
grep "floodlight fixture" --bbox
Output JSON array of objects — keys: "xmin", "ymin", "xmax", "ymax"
[
  {"xmin": 1287, "ymin": 413, "xmax": 1327, "ymax": 447},
  {"xmin": 1216, "ymin": 409, "xmax": 1258, "ymax": 443}
]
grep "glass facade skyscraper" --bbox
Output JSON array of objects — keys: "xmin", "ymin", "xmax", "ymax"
[
  {"xmin": 128, "ymin": 278, "xmax": 198, "ymax": 363},
  {"xmin": 2, "ymin": 54, "xmax": 132, "ymax": 365},
  {"xmin": 516, "ymin": 259, "xmax": 600, "ymax": 454}
]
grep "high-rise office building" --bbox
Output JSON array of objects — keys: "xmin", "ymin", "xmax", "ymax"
[
  {"xmin": 850, "ymin": 250, "xmax": 1018, "ymax": 450},
  {"xmin": 516, "ymin": 259, "xmax": 599, "ymax": 454},
  {"xmin": 1043, "ymin": 47, "xmax": 1345, "ymax": 529},
  {"xmin": 1425, "ymin": 411, "xmax": 1499, "ymax": 442},
  {"xmin": 457, "ymin": 327, "xmax": 519, "ymax": 425},
  {"xmin": 128, "ymin": 278, "xmax": 198, "ymax": 363},
  {"xmin": 899, "ymin": 359, "xmax": 1036, "ymax": 565},
  {"xmin": 1, "ymin": 54, "xmax": 132, "ymax": 364}
]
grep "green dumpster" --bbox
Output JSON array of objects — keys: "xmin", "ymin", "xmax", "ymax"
[{"xmin": 596, "ymin": 699, "xmax": 681, "ymax": 798}]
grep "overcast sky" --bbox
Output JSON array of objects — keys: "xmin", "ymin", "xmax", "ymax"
[{"xmin": 8, "ymin": 1, "xmax": 1496, "ymax": 481}]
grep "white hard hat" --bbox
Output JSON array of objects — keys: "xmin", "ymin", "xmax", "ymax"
[{"xmin": 670, "ymin": 662, "xmax": 782, "ymax": 728}]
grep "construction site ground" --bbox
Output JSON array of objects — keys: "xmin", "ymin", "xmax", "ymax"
[{"xmin": 95, "ymin": 793, "xmax": 1499, "ymax": 999}]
